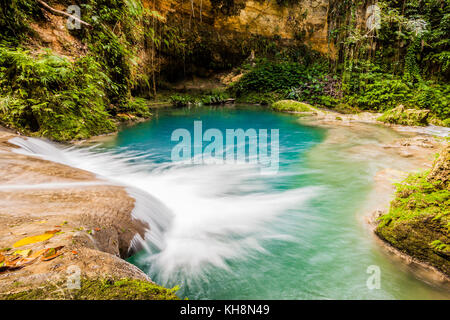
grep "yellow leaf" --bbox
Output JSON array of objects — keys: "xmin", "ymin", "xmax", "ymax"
[
  {"xmin": 28, "ymin": 248, "xmax": 46, "ymax": 259},
  {"xmin": 13, "ymin": 233, "xmax": 54, "ymax": 248},
  {"xmin": 13, "ymin": 249, "xmax": 32, "ymax": 257}
]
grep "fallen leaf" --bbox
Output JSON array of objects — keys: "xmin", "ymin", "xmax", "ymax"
[
  {"xmin": 13, "ymin": 249, "xmax": 32, "ymax": 257},
  {"xmin": 94, "ymin": 228, "xmax": 101, "ymax": 232},
  {"xmin": 13, "ymin": 233, "xmax": 54, "ymax": 248},
  {"xmin": 4, "ymin": 257, "xmax": 20, "ymax": 268},
  {"xmin": 54, "ymin": 225, "xmax": 61, "ymax": 228},
  {"xmin": 16, "ymin": 256, "xmax": 39, "ymax": 267},
  {"xmin": 0, "ymin": 250, "xmax": 42, "ymax": 273},
  {"xmin": 42, "ymin": 252, "xmax": 63, "ymax": 261},
  {"xmin": 7, "ymin": 255, "xmax": 21, "ymax": 263},
  {"xmin": 29, "ymin": 249, "xmax": 46, "ymax": 259},
  {"xmin": 42, "ymin": 246, "xmax": 64, "ymax": 260},
  {"xmin": 43, "ymin": 248, "xmax": 56, "ymax": 258},
  {"xmin": 45, "ymin": 229, "xmax": 61, "ymax": 234},
  {"xmin": 71, "ymin": 251, "xmax": 78, "ymax": 255}
]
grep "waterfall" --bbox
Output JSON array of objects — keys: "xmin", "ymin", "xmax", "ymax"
[{"xmin": 9, "ymin": 136, "xmax": 319, "ymax": 287}]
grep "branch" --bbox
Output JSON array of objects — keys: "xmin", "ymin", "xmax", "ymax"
[{"xmin": 36, "ymin": 0, "xmax": 92, "ymax": 28}]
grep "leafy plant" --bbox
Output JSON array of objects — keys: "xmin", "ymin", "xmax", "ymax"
[{"xmin": 0, "ymin": 46, "xmax": 115, "ymax": 141}]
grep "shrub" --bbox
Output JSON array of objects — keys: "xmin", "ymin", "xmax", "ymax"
[
  {"xmin": 232, "ymin": 60, "xmax": 328, "ymax": 95},
  {"xmin": 271, "ymin": 100, "xmax": 316, "ymax": 112},
  {"xmin": 0, "ymin": 46, "xmax": 115, "ymax": 141},
  {"xmin": 235, "ymin": 92, "xmax": 283, "ymax": 105}
]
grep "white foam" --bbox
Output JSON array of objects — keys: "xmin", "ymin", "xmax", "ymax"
[{"xmin": 9, "ymin": 137, "xmax": 319, "ymax": 284}]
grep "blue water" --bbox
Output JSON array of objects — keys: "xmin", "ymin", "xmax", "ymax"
[{"xmin": 87, "ymin": 105, "xmax": 449, "ymax": 300}]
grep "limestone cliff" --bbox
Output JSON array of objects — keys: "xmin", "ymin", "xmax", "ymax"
[
  {"xmin": 146, "ymin": 0, "xmax": 332, "ymax": 55},
  {"xmin": 135, "ymin": 0, "xmax": 335, "ymax": 80}
]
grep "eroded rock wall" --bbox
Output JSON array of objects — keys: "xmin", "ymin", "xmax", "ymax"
[{"xmin": 147, "ymin": 0, "xmax": 332, "ymax": 55}]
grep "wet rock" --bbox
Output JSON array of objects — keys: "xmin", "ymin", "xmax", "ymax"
[
  {"xmin": 399, "ymin": 149, "xmax": 414, "ymax": 158},
  {"xmin": 427, "ymin": 145, "xmax": 449, "ymax": 188},
  {"xmin": 377, "ymin": 105, "xmax": 430, "ymax": 126}
]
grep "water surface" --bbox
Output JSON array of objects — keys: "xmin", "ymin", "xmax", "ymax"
[{"xmin": 23, "ymin": 105, "xmax": 450, "ymax": 299}]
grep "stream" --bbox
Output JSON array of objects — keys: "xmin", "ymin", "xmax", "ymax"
[{"xmin": 12, "ymin": 105, "xmax": 450, "ymax": 299}]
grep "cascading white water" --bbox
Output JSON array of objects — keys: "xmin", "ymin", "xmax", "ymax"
[{"xmin": 9, "ymin": 137, "xmax": 319, "ymax": 285}]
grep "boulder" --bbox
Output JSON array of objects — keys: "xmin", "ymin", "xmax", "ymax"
[{"xmin": 427, "ymin": 145, "xmax": 450, "ymax": 189}]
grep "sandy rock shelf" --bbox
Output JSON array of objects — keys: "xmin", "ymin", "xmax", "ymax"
[{"xmin": 0, "ymin": 131, "xmax": 153, "ymax": 297}]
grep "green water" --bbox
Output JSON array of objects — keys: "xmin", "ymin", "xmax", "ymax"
[{"xmin": 96, "ymin": 105, "xmax": 449, "ymax": 299}]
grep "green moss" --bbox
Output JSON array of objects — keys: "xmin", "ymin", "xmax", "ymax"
[
  {"xmin": 430, "ymin": 240, "xmax": 450, "ymax": 256},
  {"xmin": 0, "ymin": 47, "xmax": 117, "ymax": 141},
  {"xmin": 0, "ymin": 0, "xmax": 42, "ymax": 43},
  {"xmin": 376, "ymin": 167, "xmax": 450, "ymax": 275},
  {"xmin": 0, "ymin": 0, "xmax": 156, "ymax": 141},
  {"xmin": 377, "ymin": 105, "xmax": 430, "ymax": 126},
  {"xmin": 271, "ymin": 100, "xmax": 316, "ymax": 112},
  {"xmin": 122, "ymin": 97, "xmax": 152, "ymax": 118},
  {"xmin": 169, "ymin": 91, "xmax": 231, "ymax": 107},
  {"xmin": 333, "ymin": 103, "xmax": 361, "ymax": 114},
  {"xmin": 235, "ymin": 92, "xmax": 282, "ymax": 105},
  {"xmin": 0, "ymin": 45, "xmax": 154, "ymax": 141},
  {"xmin": 429, "ymin": 116, "xmax": 450, "ymax": 128},
  {"xmin": 1, "ymin": 278, "xmax": 180, "ymax": 300}
]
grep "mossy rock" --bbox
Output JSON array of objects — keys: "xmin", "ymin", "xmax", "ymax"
[
  {"xmin": 429, "ymin": 116, "xmax": 450, "ymax": 128},
  {"xmin": 1, "ymin": 278, "xmax": 180, "ymax": 300},
  {"xmin": 333, "ymin": 103, "xmax": 361, "ymax": 114},
  {"xmin": 271, "ymin": 100, "xmax": 317, "ymax": 113},
  {"xmin": 427, "ymin": 146, "xmax": 450, "ymax": 188},
  {"xmin": 377, "ymin": 105, "xmax": 430, "ymax": 126},
  {"xmin": 375, "ymin": 152, "xmax": 450, "ymax": 276},
  {"xmin": 376, "ymin": 214, "xmax": 450, "ymax": 275}
]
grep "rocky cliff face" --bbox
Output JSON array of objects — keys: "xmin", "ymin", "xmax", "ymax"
[
  {"xmin": 148, "ymin": 0, "xmax": 332, "ymax": 55},
  {"xmin": 18, "ymin": 1, "xmax": 335, "ymax": 84},
  {"xmin": 140, "ymin": 0, "xmax": 335, "ymax": 80}
]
